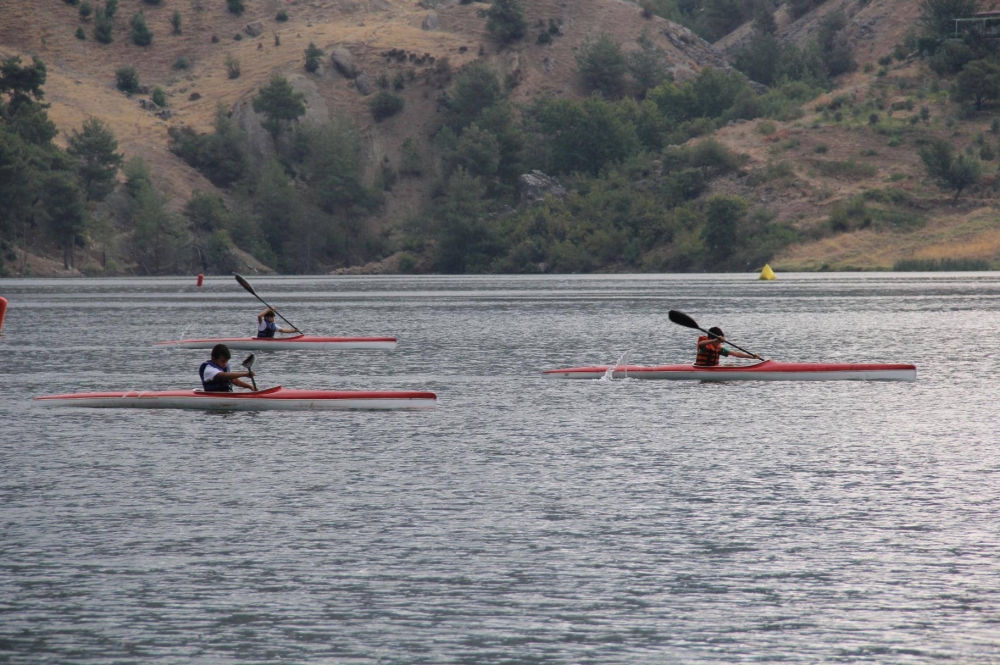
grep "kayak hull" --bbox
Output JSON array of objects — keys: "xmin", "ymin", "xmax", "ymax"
[
  {"xmin": 542, "ymin": 360, "xmax": 916, "ymax": 382},
  {"xmin": 154, "ymin": 335, "xmax": 397, "ymax": 350},
  {"xmin": 34, "ymin": 386, "xmax": 436, "ymax": 410}
]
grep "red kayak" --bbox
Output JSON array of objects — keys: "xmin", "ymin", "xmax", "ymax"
[
  {"xmin": 154, "ymin": 334, "xmax": 397, "ymax": 350},
  {"xmin": 542, "ymin": 360, "xmax": 916, "ymax": 381},
  {"xmin": 34, "ymin": 386, "xmax": 437, "ymax": 410}
]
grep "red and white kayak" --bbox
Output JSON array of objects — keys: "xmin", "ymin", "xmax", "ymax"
[
  {"xmin": 154, "ymin": 334, "xmax": 397, "ymax": 351},
  {"xmin": 34, "ymin": 386, "xmax": 436, "ymax": 410},
  {"xmin": 542, "ymin": 360, "xmax": 916, "ymax": 382}
]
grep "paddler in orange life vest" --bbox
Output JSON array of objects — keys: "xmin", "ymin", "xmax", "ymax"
[
  {"xmin": 695, "ymin": 327, "xmax": 761, "ymax": 366},
  {"xmin": 257, "ymin": 308, "xmax": 299, "ymax": 338}
]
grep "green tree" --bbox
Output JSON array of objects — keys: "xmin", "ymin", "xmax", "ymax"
[
  {"xmin": 130, "ymin": 11, "xmax": 153, "ymax": 46},
  {"xmin": 701, "ymin": 195, "xmax": 747, "ymax": 262},
  {"xmin": 628, "ymin": 34, "xmax": 667, "ymax": 98},
  {"xmin": 123, "ymin": 155, "xmax": 152, "ymax": 197},
  {"xmin": 152, "ymin": 86, "xmax": 167, "ymax": 107},
  {"xmin": 80, "ymin": 1, "xmax": 93, "ymax": 20},
  {"xmin": 400, "ymin": 137, "xmax": 422, "ymax": 177},
  {"xmin": 485, "ymin": 0, "xmax": 527, "ymax": 43},
  {"xmin": 104, "ymin": 0, "xmax": 118, "ymax": 18},
  {"xmin": 115, "ymin": 65, "xmax": 139, "ymax": 93},
  {"xmin": 952, "ymin": 59, "xmax": 1000, "ymax": 110},
  {"xmin": 94, "ymin": 7, "xmax": 113, "ymax": 43},
  {"xmin": 453, "ymin": 123, "xmax": 500, "ymax": 177},
  {"xmin": 703, "ymin": 0, "xmax": 753, "ymax": 39},
  {"xmin": 186, "ymin": 190, "xmax": 232, "ymax": 232},
  {"xmin": 66, "ymin": 117, "xmax": 123, "ymax": 202},
  {"xmin": 42, "ymin": 171, "xmax": 87, "ymax": 269},
  {"xmin": 919, "ymin": 138, "xmax": 983, "ymax": 201},
  {"xmin": 450, "ymin": 61, "xmax": 503, "ymax": 129},
  {"xmin": 434, "ymin": 168, "xmax": 497, "ymax": 272},
  {"xmin": 0, "ymin": 56, "xmax": 48, "ymax": 103},
  {"xmin": 576, "ymin": 33, "xmax": 628, "ymax": 99},
  {"xmin": 131, "ymin": 182, "xmax": 186, "ymax": 274},
  {"xmin": 532, "ymin": 96, "xmax": 640, "ymax": 176},
  {"xmin": 252, "ymin": 75, "xmax": 306, "ymax": 139},
  {"xmin": 171, "ymin": 10, "xmax": 182, "ymax": 35},
  {"xmin": 369, "ymin": 90, "xmax": 404, "ymax": 122},
  {"xmin": 919, "ymin": 0, "xmax": 980, "ymax": 38},
  {"xmin": 304, "ymin": 42, "xmax": 324, "ymax": 73},
  {"xmin": 752, "ymin": 0, "xmax": 776, "ymax": 34},
  {"xmin": 168, "ymin": 105, "xmax": 249, "ymax": 186}
]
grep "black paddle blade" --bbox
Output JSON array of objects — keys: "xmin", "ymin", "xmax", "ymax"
[
  {"xmin": 234, "ymin": 273, "xmax": 257, "ymax": 296},
  {"xmin": 668, "ymin": 310, "xmax": 700, "ymax": 330},
  {"xmin": 241, "ymin": 353, "xmax": 255, "ymax": 370}
]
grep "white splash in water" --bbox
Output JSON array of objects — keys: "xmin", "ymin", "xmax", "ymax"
[{"xmin": 601, "ymin": 350, "xmax": 631, "ymax": 381}]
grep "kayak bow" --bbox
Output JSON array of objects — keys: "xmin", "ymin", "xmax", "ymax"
[
  {"xmin": 154, "ymin": 334, "xmax": 397, "ymax": 351},
  {"xmin": 542, "ymin": 360, "xmax": 916, "ymax": 382},
  {"xmin": 34, "ymin": 386, "xmax": 436, "ymax": 410}
]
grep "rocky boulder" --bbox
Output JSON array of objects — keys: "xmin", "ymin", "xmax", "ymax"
[
  {"xmin": 330, "ymin": 47, "xmax": 359, "ymax": 79},
  {"xmin": 519, "ymin": 170, "xmax": 567, "ymax": 204},
  {"xmin": 244, "ymin": 21, "xmax": 264, "ymax": 37},
  {"xmin": 422, "ymin": 12, "xmax": 438, "ymax": 30}
]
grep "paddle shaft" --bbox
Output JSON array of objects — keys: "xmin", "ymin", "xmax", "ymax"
[
  {"xmin": 234, "ymin": 274, "xmax": 301, "ymax": 333},
  {"xmin": 668, "ymin": 309, "xmax": 760, "ymax": 359}
]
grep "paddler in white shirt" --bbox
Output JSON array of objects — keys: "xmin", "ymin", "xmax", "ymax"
[
  {"xmin": 257, "ymin": 308, "xmax": 299, "ymax": 338},
  {"xmin": 199, "ymin": 344, "xmax": 256, "ymax": 392}
]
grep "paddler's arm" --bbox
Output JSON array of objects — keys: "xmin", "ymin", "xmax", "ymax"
[
  {"xmin": 257, "ymin": 308, "xmax": 270, "ymax": 323},
  {"xmin": 231, "ymin": 377, "xmax": 255, "ymax": 390},
  {"xmin": 214, "ymin": 369, "xmax": 256, "ymax": 388},
  {"xmin": 278, "ymin": 326, "xmax": 299, "ymax": 334},
  {"xmin": 697, "ymin": 337, "xmax": 717, "ymax": 349},
  {"xmin": 726, "ymin": 349, "xmax": 762, "ymax": 360}
]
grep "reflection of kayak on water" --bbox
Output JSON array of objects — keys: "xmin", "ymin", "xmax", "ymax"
[
  {"xmin": 33, "ymin": 386, "xmax": 437, "ymax": 410},
  {"xmin": 154, "ymin": 335, "xmax": 397, "ymax": 350},
  {"xmin": 542, "ymin": 360, "xmax": 916, "ymax": 382}
]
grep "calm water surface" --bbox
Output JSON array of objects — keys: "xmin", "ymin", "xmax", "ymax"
[{"xmin": 2, "ymin": 273, "xmax": 999, "ymax": 663}]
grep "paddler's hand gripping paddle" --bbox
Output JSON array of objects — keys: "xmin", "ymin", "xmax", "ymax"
[
  {"xmin": 668, "ymin": 310, "xmax": 763, "ymax": 360},
  {"xmin": 234, "ymin": 273, "xmax": 302, "ymax": 334}
]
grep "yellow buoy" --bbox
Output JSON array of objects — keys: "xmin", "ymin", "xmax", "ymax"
[{"xmin": 759, "ymin": 264, "xmax": 776, "ymax": 280}]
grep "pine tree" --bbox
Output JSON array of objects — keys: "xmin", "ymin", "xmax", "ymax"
[
  {"xmin": 66, "ymin": 117, "xmax": 123, "ymax": 201},
  {"xmin": 485, "ymin": 0, "xmax": 527, "ymax": 43},
  {"xmin": 252, "ymin": 75, "xmax": 306, "ymax": 139}
]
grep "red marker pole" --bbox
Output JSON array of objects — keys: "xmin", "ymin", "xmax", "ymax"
[
  {"xmin": 0, "ymin": 296, "xmax": 7, "ymax": 335},
  {"xmin": 196, "ymin": 274, "xmax": 204, "ymax": 287}
]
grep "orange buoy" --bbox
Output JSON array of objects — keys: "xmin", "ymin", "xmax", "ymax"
[
  {"xmin": 197, "ymin": 273, "xmax": 204, "ymax": 287},
  {"xmin": 0, "ymin": 296, "xmax": 7, "ymax": 335}
]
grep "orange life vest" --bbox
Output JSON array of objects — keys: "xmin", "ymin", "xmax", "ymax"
[{"xmin": 695, "ymin": 335, "xmax": 722, "ymax": 367}]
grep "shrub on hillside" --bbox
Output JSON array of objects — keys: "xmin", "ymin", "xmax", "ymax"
[
  {"xmin": 919, "ymin": 138, "xmax": 982, "ymax": 201},
  {"xmin": 304, "ymin": 42, "xmax": 324, "ymax": 73},
  {"xmin": 94, "ymin": 8, "xmax": 113, "ymax": 43},
  {"xmin": 171, "ymin": 10, "xmax": 182, "ymax": 35},
  {"xmin": 173, "ymin": 56, "xmax": 191, "ymax": 70},
  {"xmin": 227, "ymin": 0, "xmax": 245, "ymax": 15},
  {"xmin": 130, "ymin": 11, "xmax": 153, "ymax": 46},
  {"xmin": 369, "ymin": 90, "xmax": 404, "ymax": 122},
  {"xmin": 575, "ymin": 32, "xmax": 628, "ymax": 99},
  {"xmin": 485, "ymin": 0, "xmax": 527, "ymax": 44},
  {"xmin": 152, "ymin": 87, "xmax": 167, "ymax": 107},
  {"xmin": 76, "ymin": 26, "xmax": 87, "ymax": 39},
  {"xmin": 225, "ymin": 55, "xmax": 241, "ymax": 79},
  {"xmin": 276, "ymin": 9, "xmax": 289, "ymax": 21},
  {"xmin": 115, "ymin": 65, "xmax": 140, "ymax": 93},
  {"xmin": 79, "ymin": 1, "xmax": 93, "ymax": 20}
]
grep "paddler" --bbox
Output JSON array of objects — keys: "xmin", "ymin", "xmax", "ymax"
[
  {"xmin": 257, "ymin": 308, "xmax": 299, "ymax": 338},
  {"xmin": 200, "ymin": 344, "xmax": 256, "ymax": 392},
  {"xmin": 695, "ymin": 327, "xmax": 761, "ymax": 366}
]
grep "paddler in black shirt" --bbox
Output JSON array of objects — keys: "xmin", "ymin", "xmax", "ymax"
[{"xmin": 695, "ymin": 327, "xmax": 761, "ymax": 366}]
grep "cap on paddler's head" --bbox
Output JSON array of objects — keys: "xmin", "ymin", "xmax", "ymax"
[
  {"xmin": 211, "ymin": 343, "xmax": 231, "ymax": 361},
  {"xmin": 708, "ymin": 326, "xmax": 724, "ymax": 338}
]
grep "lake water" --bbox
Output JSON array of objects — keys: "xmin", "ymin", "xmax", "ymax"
[{"xmin": 2, "ymin": 273, "xmax": 1000, "ymax": 663}]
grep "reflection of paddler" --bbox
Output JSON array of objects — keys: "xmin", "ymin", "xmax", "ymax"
[
  {"xmin": 0, "ymin": 296, "xmax": 7, "ymax": 337},
  {"xmin": 695, "ymin": 326, "xmax": 761, "ymax": 366}
]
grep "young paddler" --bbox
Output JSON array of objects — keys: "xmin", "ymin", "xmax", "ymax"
[
  {"xmin": 695, "ymin": 326, "xmax": 761, "ymax": 367},
  {"xmin": 200, "ymin": 344, "xmax": 256, "ymax": 392},
  {"xmin": 257, "ymin": 308, "xmax": 299, "ymax": 338}
]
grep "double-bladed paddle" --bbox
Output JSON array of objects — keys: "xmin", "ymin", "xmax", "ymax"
[
  {"xmin": 234, "ymin": 273, "xmax": 301, "ymax": 334},
  {"xmin": 241, "ymin": 353, "xmax": 258, "ymax": 391},
  {"xmin": 668, "ymin": 309, "xmax": 761, "ymax": 359}
]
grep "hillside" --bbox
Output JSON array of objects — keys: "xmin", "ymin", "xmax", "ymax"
[{"xmin": 3, "ymin": 0, "xmax": 1000, "ymax": 275}]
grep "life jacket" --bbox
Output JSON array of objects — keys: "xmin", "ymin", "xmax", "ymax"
[
  {"xmin": 695, "ymin": 335, "xmax": 722, "ymax": 367},
  {"xmin": 257, "ymin": 319, "xmax": 277, "ymax": 338},
  {"xmin": 199, "ymin": 360, "xmax": 233, "ymax": 392}
]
